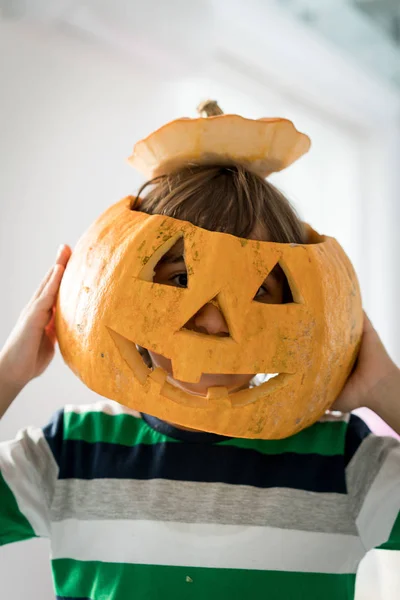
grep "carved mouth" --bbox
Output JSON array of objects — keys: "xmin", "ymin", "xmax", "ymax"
[
  {"xmin": 108, "ymin": 328, "xmax": 291, "ymax": 408},
  {"xmin": 164, "ymin": 372, "xmax": 281, "ymax": 396}
]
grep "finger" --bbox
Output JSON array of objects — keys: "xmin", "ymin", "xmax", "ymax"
[
  {"xmin": 34, "ymin": 264, "xmax": 65, "ymax": 312},
  {"xmin": 31, "ymin": 266, "xmax": 56, "ymax": 302},
  {"xmin": 45, "ymin": 305, "xmax": 55, "ymax": 329},
  {"xmin": 45, "ymin": 308, "xmax": 57, "ymax": 345},
  {"xmin": 42, "ymin": 263, "xmax": 65, "ymax": 298},
  {"xmin": 46, "ymin": 326, "xmax": 57, "ymax": 346},
  {"xmin": 31, "ymin": 245, "xmax": 71, "ymax": 303},
  {"xmin": 56, "ymin": 244, "xmax": 72, "ymax": 268}
]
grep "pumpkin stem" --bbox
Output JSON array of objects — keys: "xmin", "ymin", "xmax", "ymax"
[{"xmin": 197, "ymin": 100, "xmax": 224, "ymax": 117}]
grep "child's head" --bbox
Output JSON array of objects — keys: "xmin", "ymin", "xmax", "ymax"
[
  {"xmin": 134, "ymin": 163, "xmax": 303, "ymax": 241},
  {"xmin": 132, "ymin": 164, "xmax": 305, "ymax": 397},
  {"xmin": 56, "ymin": 110, "xmax": 362, "ymax": 437}
]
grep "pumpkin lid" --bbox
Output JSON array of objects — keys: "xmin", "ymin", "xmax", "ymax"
[{"xmin": 128, "ymin": 100, "xmax": 311, "ymax": 179}]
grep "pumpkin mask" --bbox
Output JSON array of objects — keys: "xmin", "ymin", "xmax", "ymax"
[{"xmin": 56, "ymin": 102, "xmax": 363, "ymax": 439}]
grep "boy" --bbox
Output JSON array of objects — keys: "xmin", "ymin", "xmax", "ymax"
[{"xmin": 1, "ymin": 165, "xmax": 400, "ymax": 599}]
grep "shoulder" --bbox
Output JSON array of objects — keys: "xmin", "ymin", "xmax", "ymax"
[
  {"xmin": 44, "ymin": 400, "xmax": 141, "ymax": 429},
  {"xmin": 341, "ymin": 415, "xmax": 400, "ymax": 551},
  {"xmin": 288, "ymin": 411, "xmax": 370, "ymax": 461},
  {"xmin": 42, "ymin": 400, "xmax": 143, "ymax": 461},
  {"xmin": 343, "ymin": 412, "xmax": 371, "ymax": 466},
  {"xmin": 317, "ymin": 411, "xmax": 373, "ymax": 465},
  {"xmin": 345, "ymin": 412, "xmax": 399, "ymax": 472},
  {"xmin": 63, "ymin": 400, "xmax": 142, "ymax": 420}
]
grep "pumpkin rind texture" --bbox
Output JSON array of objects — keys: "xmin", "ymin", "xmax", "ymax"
[
  {"xmin": 56, "ymin": 197, "xmax": 362, "ymax": 439},
  {"xmin": 128, "ymin": 115, "xmax": 311, "ymax": 179}
]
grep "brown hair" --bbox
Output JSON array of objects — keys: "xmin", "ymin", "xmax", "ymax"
[{"xmin": 131, "ymin": 164, "xmax": 305, "ymax": 244}]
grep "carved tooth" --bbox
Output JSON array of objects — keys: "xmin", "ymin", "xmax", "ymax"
[
  {"xmin": 149, "ymin": 367, "xmax": 167, "ymax": 385},
  {"xmin": 206, "ymin": 386, "xmax": 231, "ymax": 408},
  {"xmin": 171, "ymin": 361, "xmax": 202, "ymax": 383}
]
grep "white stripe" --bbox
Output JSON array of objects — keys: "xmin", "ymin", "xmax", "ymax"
[
  {"xmin": 64, "ymin": 400, "xmax": 140, "ymax": 418},
  {"xmin": 0, "ymin": 427, "xmax": 57, "ymax": 537},
  {"xmin": 356, "ymin": 444, "xmax": 400, "ymax": 550},
  {"xmin": 356, "ymin": 549, "xmax": 400, "ymax": 600},
  {"xmin": 50, "ymin": 518, "xmax": 365, "ymax": 573}
]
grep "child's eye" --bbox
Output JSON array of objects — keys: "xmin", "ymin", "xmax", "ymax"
[
  {"xmin": 169, "ymin": 272, "xmax": 188, "ymax": 288},
  {"xmin": 255, "ymin": 285, "xmax": 269, "ymax": 298}
]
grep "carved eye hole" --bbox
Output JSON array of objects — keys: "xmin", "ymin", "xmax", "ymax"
[
  {"xmin": 253, "ymin": 261, "xmax": 300, "ymax": 305},
  {"xmin": 138, "ymin": 234, "xmax": 188, "ymax": 285},
  {"xmin": 152, "ymin": 238, "xmax": 189, "ymax": 288}
]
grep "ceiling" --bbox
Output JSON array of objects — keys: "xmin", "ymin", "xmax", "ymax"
[
  {"xmin": 275, "ymin": 0, "xmax": 400, "ymax": 88},
  {"xmin": 353, "ymin": 0, "xmax": 400, "ymax": 45},
  {"xmin": 1, "ymin": 0, "xmax": 399, "ymax": 89}
]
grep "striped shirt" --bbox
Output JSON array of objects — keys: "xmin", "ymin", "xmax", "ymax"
[{"xmin": 0, "ymin": 400, "xmax": 400, "ymax": 600}]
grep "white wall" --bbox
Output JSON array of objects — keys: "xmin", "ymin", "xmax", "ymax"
[
  {"xmin": 0, "ymin": 8, "xmax": 400, "ymax": 599},
  {"xmin": 0, "ymin": 23, "xmax": 178, "ymax": 598},
  {"xmin": 0, "ymin": 21, "xmax": 179, "ymax": 429}
]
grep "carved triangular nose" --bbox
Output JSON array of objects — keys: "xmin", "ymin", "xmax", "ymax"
[{"xmin": 180, "ymin": 295, "xmax": 232, "ymax": 338}]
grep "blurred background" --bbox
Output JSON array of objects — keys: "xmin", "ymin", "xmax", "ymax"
[{"xmin": 0, "ymin": 0, "xmax": 399, "ymax": 598}]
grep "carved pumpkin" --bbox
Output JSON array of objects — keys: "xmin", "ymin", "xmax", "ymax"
[
  {"xmin": 56, "ymin": 196, "xmax": 362, "ymax": 439},
  {"xmin": 56, "ymin": 103, "xmax": 362, "ymax": 439}
]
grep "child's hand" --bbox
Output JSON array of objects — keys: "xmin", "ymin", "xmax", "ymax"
[
  {"xmin": 331, "ymin": 312, "xmax": 399, "ymax": 413},
  {"xmin": 0, "ymin": 245, "xmax": 72, "ymax": 393}
]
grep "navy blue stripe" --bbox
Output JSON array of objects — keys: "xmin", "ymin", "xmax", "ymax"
[
  {"xmin": 57, "ymin": 597, "xmax": 92, "ymax": 600},
  {"xmin": 49, "ymin": 438, "xmax": 346, "ymax": 493},
  {"xmin": 344, "ymin": 414, "xmax": 371, "ymax": 467},
  {"xmin": 43, "ymin": 408, "xmax": 65, "ymax": 459},
  {"xmin": 142, "ymin": 413, "xmax": 231, "ymax": 443}
]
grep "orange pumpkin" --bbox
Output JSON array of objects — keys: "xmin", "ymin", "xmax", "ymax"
[{"xmin": 56, "ymin": 196, "xmax": 362, "ymax": 439}]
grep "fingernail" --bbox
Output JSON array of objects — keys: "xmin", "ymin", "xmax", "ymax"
[{"xmin": 56, "ymin": 244, "xmax": 64, "ymax": 258}]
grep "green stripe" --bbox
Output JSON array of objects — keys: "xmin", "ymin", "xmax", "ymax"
[
  {"xmin": 378, "ymin": 512, "xmax": 400, "ymax": 551},
  {"xmin": 63, "ymin": 411, "xmax": 180, "ymax": 447},
  {"xmin": 220, "ymin": 421, "xmax": 347, "ymax": 456},
  {"xmin": 0, "ymin": 470, "xmax": 37, "ymax": 546},
  {"xmin": 53, "ymin": 559, "xmax": 356, "ymax": 600},
  {"xmin": 64, "ymin": 410, "xmax": 347, "ymax": 456}
]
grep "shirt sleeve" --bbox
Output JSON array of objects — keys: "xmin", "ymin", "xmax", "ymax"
[
  {"xmin": 345, "ymin": 414, "xmax": 400, "ymax": 551},
  {"xmin": 0, "ymin": 410, "xmax": 62, "ymax": 547}
]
